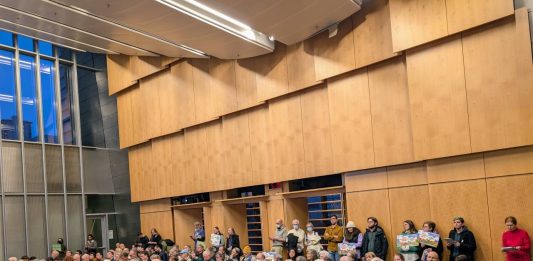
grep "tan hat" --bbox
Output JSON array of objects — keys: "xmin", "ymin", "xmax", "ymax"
[
  {"xmin": 242, "ymin": 245, "xmax": 252, "ymax": 255},
  {"xmin": 346, "ymin": 221, "xmax": 356, "ymax": 228}
]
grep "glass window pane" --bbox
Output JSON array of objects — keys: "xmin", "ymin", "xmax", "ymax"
[
  {"xmin": 0, "ymin": 29, "xmax": 13, "ymax": 46},
  {"xmin": 17, "ymin": 35, "xmax": 34, "ymax": 52},
  {"xmin": 65, "ymin": 146, "xmax": 81, "ymax": 192},
  {"xmin": 27, "ymin": 196, "xmax": 47, "ymax": 258},
  {"xmin": 58, "ymin": 46, "xmax": 72, "ymax": 60},
  {"xmin": 2, "ymin": 141, "xmax": 23, "ymax": 193},
  {"xmin": 67, "ymin": 195, "xmax": 84, "ymax": 251},
  {"xmin": 0, "ymin": 50, "xmax": 18, "ymax": 139},
  {"xmin": 46, "ymin": 144, "xmax": 63, "ymax": 193},
  {"xmin": 5, "ymin": 196, "xmax": 26, "ymax": 258},
  {"xmin": 25, "ymin": 143, "xmax": 44, "ymax": 193},
  {"xmin": 48, "ymin": 195, "xmax": 66, "ymax": 248},
  {"xmin": 38, "ymin": 40, "xmax": 53, "ymax": 56},
  {"xmin": 60, "ymin": 64, "xmax": 75, "ymax": 145},
  {"xmin": 41, "ymin": 59, "xmax": 59, "ymax": 143},
  {"xmin": 20, "ymin": 54, "xmax": 39, "ymax": 141},
  {"xmin": 75, "ymin": 52, "xmax": 94, "ymax": 67}
]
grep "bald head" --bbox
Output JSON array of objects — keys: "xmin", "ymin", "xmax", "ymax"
[{"xmin": 8, "ymin": 257, "xmax": 17, "ymax": 261}]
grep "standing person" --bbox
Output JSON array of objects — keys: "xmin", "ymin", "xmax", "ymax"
[
  {"xmin": 426, "ymin": 251, "xmax": 440, "ymax": 261},
  {"xmin": 54, "ymin": 238, "xmax": 67, "ymax": 258},
  {"xmin": 419, "ymin": 221, "xmax": 443, "ymax": 261},
  {"xmin": 226, "ymin": 227, "xmax": 241, "ymax": 254},
  {"xmin": 269, "ymin": 219, "xmax": 288, "ymax": 256},
  {"xmin": 190, "ymin": 221, "xmax": 206, "ymax": 249},
  {"xmin": 361, "ymin": 217, "xmax": 388, "ymax": 260},
  {"xmin": 150, "ymin": 228, "xmax": 162, "ymax": 246},
  {"xmin": 85, "ymin": 234, "xmax": 98, "ymax": 254},
  {"xmin": 305, "ymin": 223, "xmax": 323, "ymax": 253},
  {"xmin": 323, "ymin": 215, "xmax": 344, "ymax": 261},
  {"xmin": 287, "ymin": 219, "xmax": 306, "ymax": 256},
  {"xmin": 399, "ymin": 220, "xmax": 419, "ymax": 261},
  {"xmin": 502, "ymin": 216, "xmax": 530, "ymax": 261},
  {"xmin": 211, "ymin": 226, "xmax": 225, "ymax": 250},
  {"xmin": 446, "ymin": 217, "xmax": 476, "ymax": 261},
  {"xmin": 136, "ymin": 232, "xmax": 150, "ymax": 248},
  {"xmin": 342, "ymin": 221, "xmax": 363, "ymax": 259}
]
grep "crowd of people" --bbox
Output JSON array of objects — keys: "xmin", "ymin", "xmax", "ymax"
[{"xmin": 10, "ymin": 215, "xmax": 529, "ymax": 261}]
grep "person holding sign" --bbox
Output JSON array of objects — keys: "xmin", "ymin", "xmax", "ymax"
[
  {"xmin": 342, "ymin": 221, "xmax": 363, "ymax": 259},
  {"xmin": 418, "ymin": 221, "xmax": 443, "ymax": 261},
  {"xmin": 501, "ymin": 216, "xmax": 530, "ymax": 261},
  {"xmin": 397, "ymin": 220, "xmax": 420, "ymax": 261},
  {"xmin": 446, "ymin": 217, "xmax": 476, "ymax": 261}
]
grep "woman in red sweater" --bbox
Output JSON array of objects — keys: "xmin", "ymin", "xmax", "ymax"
[{"xmin": 502, "ymin": 216, "xmax": 530, "ymax": 261}]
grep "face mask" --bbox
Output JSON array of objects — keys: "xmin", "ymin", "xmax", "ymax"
[
  {"xmin": 293, "ymin": 225, "xmax": 299, "ymax": 230},
  {"xmin": 306, "ymin": 227, "xmax": 313, "ymax": 232},
  {"xmin": 276, "ymin": 224, "xmax": 281, "ymax": 229}
]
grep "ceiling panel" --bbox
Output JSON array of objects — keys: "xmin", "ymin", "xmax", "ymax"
[
  {"xmin": 195, "ymin": 0, "xmax": 361, "ymax": 45},
  {"xmin": 0, "ymin": 0, "xmax": 207, "ymax": 58}
]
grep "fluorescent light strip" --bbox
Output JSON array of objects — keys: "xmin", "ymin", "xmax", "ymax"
[
  {"xmin": 156, "ymin": 0, "xmax": 274, "ymax": 51},
  {"xmin": 46, "ymin": 0, "xmax": 207, "ymax": 57},
  {"xmin": 0, "ymin": 3, "xmax": 148, "ymax": 55}
]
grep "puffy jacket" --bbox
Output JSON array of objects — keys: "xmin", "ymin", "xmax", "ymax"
[{"xmin": 361, "ymin": 226, "xmax": 388, "ymax": 259}]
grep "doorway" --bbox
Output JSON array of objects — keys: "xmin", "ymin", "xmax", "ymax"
[{"xmin": 86, "ymin": 215, "xmax": 109, "ymax": 254}]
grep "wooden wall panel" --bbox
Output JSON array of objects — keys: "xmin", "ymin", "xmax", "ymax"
[
  {"xmin": 265, "ymin": 197, "xmax": 286, "ymax": 250},
  {"xmin": 429, "ymin": 180, "xmax": 493, "ymax": 261},
  {"xmin": 484, "ymin": 146, "xmax": 533, "ymax": 178},
  {"xmin": 446, "ymin": 0, "xmax": 514, "ymax": 34},
  {"xmin": 107, "ymin": 54, "xmax": 133, "ymax": 95},
  {"xmin": 140, "ymin": 76, "xmax": 163, "ymax": 139},
  {"xmin": 286, "ymin": 41, "xmax": 317, "ymax": 92},
  {"xmin": 140, "ymin": 199, "xmax": 171, "ymax": 214},
  {"xmin": 173, "ymin": 208, "xmax": 203, "ymax": 248},
  {"xmin": 345, "ymin": 190, "xmax": 393, "ymax": 259},
  {"xmin": 138, "ymin": 142, "xmax": 155, "ymax": 200},
  {"xmin": 345, "ymin": 168, "xmax": 388, "ymax": 193},
  {"xmin": 259, "ymin": 201, "xmax": 271, "ymax": 250},
  {"xmin": 190, "ymin": 59, "xmax": 215, "ymax": 122},
  {"xmin": 248, "ymin": 106, "xmax": 273, "ymax": 185},
  {"xmin": 117, "ymin": 87, "xmax": 134, "ymax": 148},
  {"xmin": 311, "ymin": 18, "xmax": 356, "ymax": 81},
  {"xmin": 463, "ymin": 14, "xmax": 533, "ymax": 152},
  {"xmin": 235, "ymin": 59, "xmax": 258, "ymax": 109},
  {"xmin": 352, "ymin": 0, "xmax": 395, "ymax": 68},
  {"xmin": 389, "ymin": 0, "xmax": 448, "ymax": 52},
  {"xmin": 368, "ymin": 56, "xmax": 414, "ymax": 166},
  {"xmin": 156, "ymin": 70, "xmax": 183, "ymax": 135},
  {"xmin": 254, "ymin": 43, "xmax": 289, "ymax": 101},
  {"xmin": 184, "ymin": 126, "xmax": 209, "ymax": 195},
  {"xmin": 128, "ymin": 146, "xmax": 141, "ymax": 202},
  {"xmin": 170, "ymin": 132, "xmax": 187, "ymax": 194},
  {"xmin": 169, "ymin": 61, "xmax": 196, "ymax": 130},
  {"xmin": 427, "ymin": 153, "xmax": 485, "ymax": 183},
  {"xmin": 202, "ymin": 206, "xmax": 213, "ymax": 248},
  {"xmin": 269, "ymin": 95, "xmax": 305, "ymax": 182},
  {"xmin": 131, "ymin": 85, "xmax": 147, "ymax": 145},
  {"xmin": 406, "ymin": 35, "xmax": 471, "ymax": 160},
  {"xmin": 141, "ymin": 211, "xmax": 174, "ymax": 241},
  {"xmin": 486, "ymin": 174, "xmax": 533, "ymax": 261},
  {"xmin": 386, "ymin": 162, "xmax": 427, "ymax": 188},
  {"xmin": 223, "ymin": 113, "xmax": 253, "ymax": 188},
  {"xmin": 284, "ymin": 197, "xmax": 308, "ymax": 225},
  {"xmin": 208, "ymin": 58, "xmax": 238, "ymax": 115},
  {"xmin": 130, "ymin": 56, "xmax": 165, "ymax": 82},
  {"xmin": 327, "ymin": 70, "xmax": 375, "ymax": 172},
  {"xmin": 152, "ymin": 135, "xmax": 174, "ymax": 198},
  {"xmin": 205, "ymin": 122, "xmax": 226, "ymax": 191},
  {"xmin": 388, "ymin": 185, "xmax": 431, "ymax": 250},
  {"xmin": 300, "ymin": 86, "xmax": 334, "ymax": 177}
]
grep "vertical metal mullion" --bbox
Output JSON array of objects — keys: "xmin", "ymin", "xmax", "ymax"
[
  {"xmin": 34, "ymin": 40, "xmax": 51, "ymax": 256},
  {"xmin": 14, "ymin": 35, "xmax": 30, "ymax": 256},
  {"xmin": 71, "ymin": 54, "xmax": 87, "ymax": 242},
  {"xmin": 55, "ymin": 50, "xmax": 70, "ymax": 248}
]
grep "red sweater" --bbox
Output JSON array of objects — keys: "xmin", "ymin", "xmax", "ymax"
[{"xmin": 502, "ymin": 228, "xmax": 531, "ymax": 261}]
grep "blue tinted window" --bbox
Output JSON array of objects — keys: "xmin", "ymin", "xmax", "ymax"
[
  {"xmin": 19, "ymin": 55, "xmax": 39, "ymax": 141},
  {"xmin": 0, "ymin": 30, "xmax": 13, "ymax": 47},
  {"xmin": 58, "ymin": 47, "xmax": 72, "ymax": 60},
  {"xmin": 38, "ymin": 41, "xmax": 53, "ymax": 56},
  {"xmin": 40, "ymin": 59, "xmax": 58, "ymax": 143},
  {"xmin": 0, "ymin": 50, "xmax": 18, "ymax": 139},
  {"xmin": 60, "ymin": 64, "xmax": 75, "ymax": 144},
  {"xmin": 17, "ymin": 35, "xmax": 34, "ymax": 52}
]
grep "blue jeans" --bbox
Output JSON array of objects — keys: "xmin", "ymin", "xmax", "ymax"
[{"xmin": 329, "ymin": 251, "xmax": 339, "ymax": 261}]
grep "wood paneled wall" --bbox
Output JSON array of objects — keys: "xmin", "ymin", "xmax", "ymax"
[
  {"xmin": 140, "ymin": 199, "xmax": 174, "ymax": 242},
  {"xmin": 122, "ymin": 7, "xmax": 533, "ymax": 201},
  {"xmin": 345, "ymin": 145, "xmax": 533, "ymax": 261}
]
